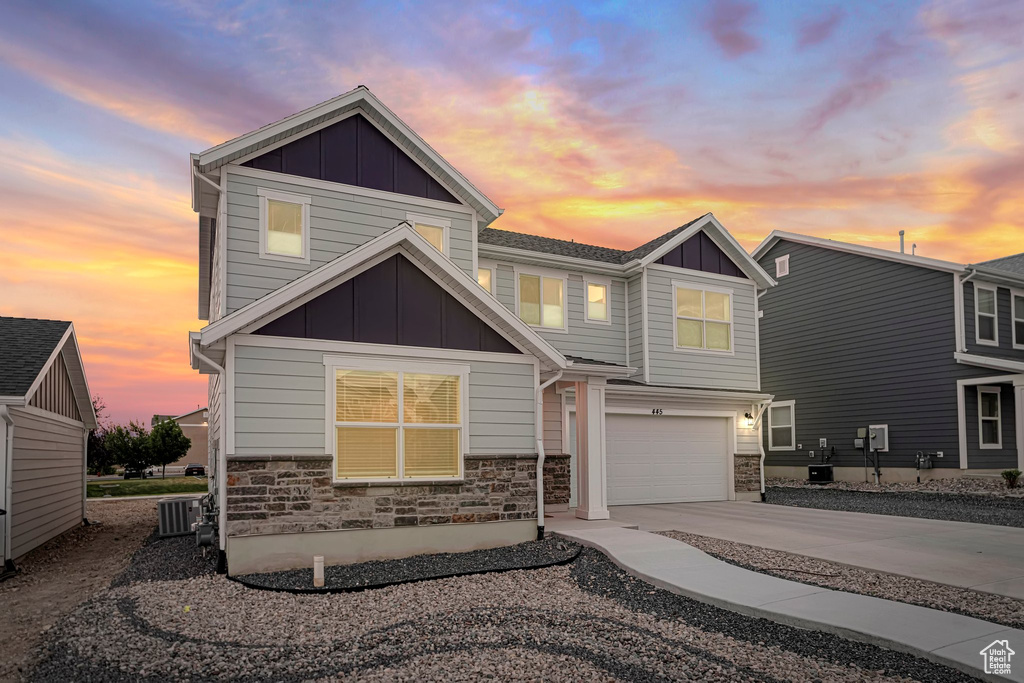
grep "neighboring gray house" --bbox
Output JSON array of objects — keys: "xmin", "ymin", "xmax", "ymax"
[
  {"xmin": 0, "ymin": 317, "xmax": 96, "ymax": 570},
  {"xmin": 189, "ymin": 87, "xmax": 776, "ymax": 575},
  {"xmin": 753, "ymin": 232, "xmax": 1024, "ymax": 481}
]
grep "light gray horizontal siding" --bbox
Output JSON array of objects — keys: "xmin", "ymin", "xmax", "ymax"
[
  {"xmin": 491, "ymin": 264, "xmax": 628, "ymax": 365},
  {"xmin": 628, "ymin": 274, "xmax": 644, "ymax": 378},
  {"xmin": 757, "ymin": 240, "xmax": 1014, "ymax": 469},
  {"xmin": 646, "ymin": 269, "xmax": 759, "ymax": 389},
  {"xmin": 542, "ymin": 385, "xmax": 563, "ymax": 455},
  {"xmin": 231, "ymin": 342, "xmax": 536, "ymax": 456},
  {"xmin": 9, "ymin": 408, "xmax": 85, "ymax": 559},
  {"xmin": 224, "ymin": 170, "xmax": 475, "ymax": 313}
]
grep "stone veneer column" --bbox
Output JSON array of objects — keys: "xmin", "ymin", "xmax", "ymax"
[{"xmin": 575, "ymin": 378, "xmax": 609, "ymax": 520}]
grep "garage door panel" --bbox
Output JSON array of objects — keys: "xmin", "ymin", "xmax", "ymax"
[{"xmin": 607, "ymin": 414, "xmax": 728, "ymax": 505}]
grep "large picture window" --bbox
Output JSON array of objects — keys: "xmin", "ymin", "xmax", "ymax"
[
  {"xmin": 768, "ymin": 400, "xmax": 795, "ymax": 451},
  {"xmin": 673, "ymin": 284, "xmax": 733, "ymax": 352},
  {"xmin": 975, "ymin": 285, "xmax": 998, "ymax": 346},
  {"xmin": 327, "ymin": 359, "xmax": 468, "ymax": 482},
  {"xmin": 517, "ymin": 269, "xmax": 566, "ymax": 330},
  {"xmin": 258, "ymin": 188, "xmax": 311, "ymax": 263}
]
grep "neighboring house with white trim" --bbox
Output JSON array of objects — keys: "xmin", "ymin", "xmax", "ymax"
[
  {"xmin": 150, "ymin": 407, "xmax": 209, "ymax": 470},
  {"xmin": 753, "ymin": 231, "xmax": 1024, "ymax": 481},
  {"xmin": 0, "ymin": 317, "xmax": 97, "ymax": 571},
  {"xmin": 188, "ymin": 87, "xmax": 775, "ymax": 575}
]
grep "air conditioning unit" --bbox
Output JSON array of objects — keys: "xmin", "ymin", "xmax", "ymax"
[{"xmin": 158, "ymin": 497, "xmax": 202, "ymax": 537}]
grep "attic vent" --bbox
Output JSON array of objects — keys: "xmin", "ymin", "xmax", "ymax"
[{"xmin": 775, "ymin": 254, "xmax": 790, "ymax": 278}]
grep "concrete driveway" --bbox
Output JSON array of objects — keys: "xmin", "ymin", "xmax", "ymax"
[{"xmin": 596, "ymin": 501, "xmax": 1024, "ymax": 599}]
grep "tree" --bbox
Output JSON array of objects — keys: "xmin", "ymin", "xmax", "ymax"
[
  {"xmin": 86, "ymin": 395, "xmax": 113, "ymax": 475},
  {"xmin": 150, "ymin": 419, "xmax": 192, "ymax": 479},
  {"xmin": 106, "ymin": 421, "xmax": 152, "ymax": 474}
]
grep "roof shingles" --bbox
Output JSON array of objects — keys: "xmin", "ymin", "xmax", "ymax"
[
  {"xmin": 0, "ymin": 317, "xmax": 71, "ymax": 396},
  {"xmin": 978, "ymin": 252, "xmax": 1024, "ymax": 277}
]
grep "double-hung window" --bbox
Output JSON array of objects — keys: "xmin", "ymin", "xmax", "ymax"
[
  {"xmin": 477, "ymin": 260, "xmax": 496, "ymax": 295},
  {"xmin": 258, "ymin": 188, "xmax": 311, "ymax": 263},
  {"xmin": 585, "ymin": 278, "xmax": 610, "ymax": 323},
  {"xmin": 975, "ymin": 285, "xmax": 998, "ymax": 345},
  {"xmin": 327, "ymin": 358, "xmax": 469, "ymax": 482},
  {"xmin": 673, "ymin": 284, "xmax": 733, "ymax": 352},
  {"xmin": 1012, "ymin": 290, "xmax": 1024, "ymax": 349},
  {"xmin": 517, "ymin": 269, "xmax": 566, "ymax": 330},
  {"xmin": 768, "ymin": 401, "xmax": 795, "ymax": 451},
  {"xmin": 978, "ymin": 387, "xmax": 1001, "ymax": 449},
  {"xmin": 407, "ymin": 213, "xmax": 450, "ymax": 255}
]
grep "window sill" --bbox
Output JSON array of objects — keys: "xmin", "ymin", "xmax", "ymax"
[
  {"xmin": 673, "ymin": 347, "xmax": 736, "ymax": 357},
  {"xmin": 975, "ymin": 339, "xmax": 1000, "ymax": 347},
  {"xmin": 333, "ymin": 479, "xmax": 465, "ymax": 488}
]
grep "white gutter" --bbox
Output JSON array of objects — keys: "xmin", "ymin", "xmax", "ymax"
[
  {"xmin": 191, "ymin": 339, "xmax": 228, "ymax": 570},
  {"xmin": 1, "ymin": 405, "xmax": 14, "ymax": 568},
  {"xmin": 535, "ymin": 370, "xmax": 563, "ymax": 540}
]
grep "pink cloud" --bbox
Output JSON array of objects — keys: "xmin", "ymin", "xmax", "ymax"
[
  {"xmin": 797, "ymin": 7, "xmax": 844, "ymax": 48},
  {"xmin": 704, "ymin": 0, "xmax": 761, "ymax": 58}
]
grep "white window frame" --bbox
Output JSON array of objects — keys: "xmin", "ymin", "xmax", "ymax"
[
  {"xmin": 323, "ymin": 355, "xmax": 470, "ymax": 483},
  {"xmin": 477, "ymin": 258, "xmax": 497, "ymax": 296},
  {"xmin": 1011, "ymin": 289, "xmax": 1024, "ymax": 350},
  {"xmin": 775, "ymin": 254, "xmax": 790, "ymax": 278},
  {"xmin": 671, "ymin": 281, "xmax": 735, "ymax": 355},
  {"xmin": 258, "ymin": 188, "xmax": 311, "ymax": 264},
  {"xmin": 978, "ymin": 386, "xmax": 1002, "ymax": 449},
  {"xmin": 768, "ymin": 400, "xmax": 796, "ymax": 451},
  {"xmin": 974, "ymin": 283, "xmax": 999, "ymax": 347},
  {"xmin": 406, "ymin": 212, "xmax": 451, "ymax": 257},
  {"xmin": 584, "ymin": 276, "xmax": 612, "ymax": 325},
  {"xmin": 513, "ymin": 265, "xmax": 569, "ymax": 333}
]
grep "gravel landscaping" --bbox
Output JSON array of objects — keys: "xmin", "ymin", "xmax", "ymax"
[
  {"xmin": 769, "ymin": 476, "xmax": 1024, "ymax": 498},
  {"xmin": 659, "ymin": 530, "xmax": 1024, "ymax": 630},
  {"xmin": 766, "ymin": 484, "xmax": 1024, "ymax": 527},
  {"xmin": 235, "ymin": 537, "xmax": 580, "ymax": 592},
  {"xmin": 25, "ymin": 533, "xmax": 976, "ymax": 681}
]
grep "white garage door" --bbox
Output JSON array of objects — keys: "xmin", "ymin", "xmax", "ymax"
[{"xmin": 607, "ymin": 414, "xmax": 729, "ymax": 505}]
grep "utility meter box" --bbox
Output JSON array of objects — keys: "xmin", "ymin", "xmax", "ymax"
[{"xmin": 869, "ymin": 424, "xmax": 889, "ymax": 452}]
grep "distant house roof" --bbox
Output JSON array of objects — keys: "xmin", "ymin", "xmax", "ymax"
[
  {"xmin": 0, "ymin": 317, "xmax": 71, "ymax": 396},
  {"xmin": 977, "ymin": 251, "xmax": 1024, "ymax": 277},
  {"xmin": 478, "ymin": 215, "xmax": 706, "ymax": 266},
  {"xmin": 752, "ymin": 230, "xmax": 966, "ymax": 274}
]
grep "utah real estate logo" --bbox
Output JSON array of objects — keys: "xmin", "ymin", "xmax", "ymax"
[{"xmin": 980, "ymin": 639, "xmax": 1014, "ymax": 676}]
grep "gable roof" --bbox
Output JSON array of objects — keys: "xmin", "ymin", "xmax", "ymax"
[
  {"xmin": 0, "ymin": 317, "xmax": 97, "ymax": 428},
  {"xmin": 975, "ymin": 251, "xmax": 1024, "ymax": 278},
  {"xmin": 479, "ymin": 214, "xmax": 775, "ymax": 288},
  {"xmin": 192, "ymin": 86, "xmax": 502, "ymax": 225},
  {"xmin": 196, "ymin": 223, "xmax": 571, "ymax": 372},
  {"xmin": 752, "ymin": 230, "xmax": 966, "ymax": 274}
]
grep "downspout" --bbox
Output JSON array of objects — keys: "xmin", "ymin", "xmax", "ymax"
[
  {"xmin": 750, "ymin": 401, "xmax": 770, "ymax": 501},
  {"xmin": 192, "ymin": 339, "xmax": 228, "ymax": 573},
  {"xmin": 1, "ymin": 406, "xmax": 15, "ymax": 572},
  {"xmin": 535, "ymin": 370, "xmax": 564, "ymax": 541}
]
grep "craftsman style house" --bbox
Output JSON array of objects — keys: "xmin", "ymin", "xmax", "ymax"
[
  {"xmin": 753, "ymin": 232, "xmax": 1024, "ymax": 481},
  {"xmin": 189, "ymin": 87, "xmax": 775, "ymax": 574}
]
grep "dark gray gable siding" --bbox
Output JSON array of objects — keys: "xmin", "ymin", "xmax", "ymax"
[
  {"xmin": 243, "ymin": 114, "xmax": 459, "ymax": 204},
  {"xmin": 654, "ymin": 231, "xmax": 746, "ymax": 279},
  {"xmin": 255, "ymin": 254, "xmax": 520, "ymax": 354},
  {"xmin": 757, "ymin": 240, "xmax": 1017, "ymax": 470},
  {"xmin": 964, "ymin": 282, "xmax": 1024, "ymax": 361}
]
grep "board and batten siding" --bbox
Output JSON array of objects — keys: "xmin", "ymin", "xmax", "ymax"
[
  {"xmin": 229, "ymin": 340, "xmax": 537, "ymax": 457},
  {"xmin": 963, "ymin": 282, "xmax": 1024, "ymax": 362},
  {"xmin": 223, "ymin": 168, "xmax": 476, "ymax": 314},
  {"xmin": 491, "ymin": 263, "xmax": 628, "ymax": 366},
  {"xmin": 645, "ymin": 268, "xmax": 759, "ymax": 389},
  {"xmin": 756, "ymin": 240, "xmax": 1015, "ymax": 470},
  {"xmin": 9, "ymin": 407, "xmax": 85, "ymax": 559}
]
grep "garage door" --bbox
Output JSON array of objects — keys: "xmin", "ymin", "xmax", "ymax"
[{"xmin": 607, "ymin": 414, "xmax": 729, "ymax": 505}]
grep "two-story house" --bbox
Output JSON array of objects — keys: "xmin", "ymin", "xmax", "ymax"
[
  {"xmin": 189, "ymin": 87, "xmax": 774, "ymax": 575},
  {"xmin": 753, "ymin": 231, "xmax": 1024, "ymax": 482}
]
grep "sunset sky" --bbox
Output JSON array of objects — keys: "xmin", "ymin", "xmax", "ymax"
[{"xmin": 1, "ymin": 0, "xmax": 1022, "ymax": 424}]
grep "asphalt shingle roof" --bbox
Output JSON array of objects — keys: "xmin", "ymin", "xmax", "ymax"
[
  {"xmin": 478, "ymin": 214, "xmax": 708, "ymax": 265},
  {"xmin": 978, "ymin": 251, "xmax": 1024, "ymax": 276},
  {"xmin": 0, "ymin": 317, "xmax": 71, "ymax": 396}
]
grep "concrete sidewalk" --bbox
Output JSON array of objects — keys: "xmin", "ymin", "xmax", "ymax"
[
  {"xmin": 575, "ymin": 501, "xmax": 1024, "ymax": 599},
  {"xmin": 556, "ymin": 526, "xmax": 1023, "ymax": 681}
]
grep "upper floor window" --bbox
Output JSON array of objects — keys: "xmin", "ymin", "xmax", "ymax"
[
  {"xmin": 673, "ymin": 284, "xmax": 733, "ymax": 352},
  {"xmin": 975, "ymin": 284, "xmax": 998, "ymax": 346},
  {"xmin": 326, "ymin": 358, "xmax": 468, "ymax": 482},
  {"xmin": 478, "ymin": 267, "xmax": 493, "ymax": 293},
  {"xmin": 775, "ymin": 254, "xmax": 790, "ymax": 278},
  {"xmin": 517, "ymin": 267, "xmax": 566, "ymax": 331},
  {"xmin": 258, "ymin": 188, "xmax": 311, "ymax": 264},
  {"xmin": 978, "ymin": 386, "xmax": 1001, "ymax": 449},
  {"xmin": 769, "ymin": 400, "xmax": 795, "ymax": 451},
  {"xmin": 585, "ymin": 279, "xmax": 610, "ymax": 323},
  {"xmin": 1012, "ymin": 291, "xmax": 1024, "ymax": 349},
  {"xmin": 407, "ymin": 213, "xmax": 450, "ymax": 255}
]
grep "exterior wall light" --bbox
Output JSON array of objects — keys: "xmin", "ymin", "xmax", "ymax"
[{"xmin": 744, "ymin": 412, "xmax": 754, "ymax": 429}]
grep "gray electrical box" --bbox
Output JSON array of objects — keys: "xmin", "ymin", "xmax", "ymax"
[
  {"xmin": 854, "ymin": 438, "xmax": 864, "ymax": 449},
  {"xmin": 869, "ymin": 424, "xmax": 889, "ymax": 452}
]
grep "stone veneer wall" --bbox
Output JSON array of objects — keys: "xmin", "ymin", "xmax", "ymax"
[
  {"xmin": 734, "ymin": 454, "xmax": 761, "ymax": 493},
  {"xmin": 225, "ymin": 454, "xmax": 544, "ymax": 537},
  {"xmin": 542, "ymin": 454, "xmax": 570, "ymax": 507}
]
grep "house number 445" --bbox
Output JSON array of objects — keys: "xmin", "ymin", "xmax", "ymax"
[{"xmin": 651, "ymin": 408, "xmax": 663, "ymax": 415}]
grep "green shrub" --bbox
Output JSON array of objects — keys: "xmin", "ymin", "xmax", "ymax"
[{"xmin": 1002, "ymin": 469, "xmax": 1022, "ymax": 489}]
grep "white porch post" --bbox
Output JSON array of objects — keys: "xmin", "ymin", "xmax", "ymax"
[
  {"xmin": 1015, "ymin": 380, "xmax": 1024, "ymax": 471},
  {"xmin": 575, "ymin": 378, "xmax": 609, "ymax": 520}
]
